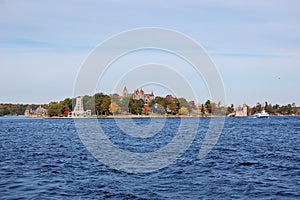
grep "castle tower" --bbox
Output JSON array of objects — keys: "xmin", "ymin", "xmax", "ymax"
[{"xmin": 123, "ymin": 86, "xmax": 128, "ymax": 97}]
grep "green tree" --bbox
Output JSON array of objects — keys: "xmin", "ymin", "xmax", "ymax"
[
  {"xmin": 201, "ymin": 104, "xmax": 206, "ymax": 116},
  {"xmin": 273, "ymin": 104, "xmax": 280, "ymax": 114},
  {"xmin": 61, "ymin": 98, "xmax": 72, "ymax": 111},
  {"xmin": 265, "ymin": 103, "xmax": 274, "ymax": 114},
  {"xmin": 0, "ymin": 105, "xmax": 9, "ymax": 116},
  {"xmin": 226, "ymin": 104, "xmax": 234, "ymax": 115},
  {"xmin": 292, "ymin": 103, "xmax": 298, "ymax": 114},
  {"xmin": 287, "ymin": 104, "xmax": 293, "ymax": 114},
  {"xmin": 47, "ymin": 102, "xmax": 63, "ymax": 117},
  {"xmin": 167, "ymin": 98, "xmax": 179, "ymax": 115},
  {"xmin": 256, "ymin": 102, "xmax": 262, "ymax": 112},
  {"xmin": 205, "ymin": 100, "xmax": 212, "ymax": 113},
  {"xmin": 153, "ymin": 96, "xmax": 167, "ymax": 109},
  {"xmin": 149, "ymin": 96, "xmax": 168, "ymax": 114},
  {"xmin": 246, "ymin": 105, "xmax": 251, "ymax": 116},
  {"xmin": 95, "ymin": 93, "xmax": 111, "ymax": 115},
  {"xmin": 101, "ymin": 95, "xmax": 111, "ymax": 115},
  {"xmin": 129, "ymin": 98, "xmax": 145, "ymax": 115}
]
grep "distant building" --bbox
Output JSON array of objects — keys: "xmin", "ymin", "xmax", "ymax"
[
  {"xmin": 235, "ymin": 105, "xmax": 248, "ymax": 117},
  {"xmin": 123, "ymin": 86, "xmax": 129, "ymax": 97},
  {"xmin": 228, "ymin": 104, "xmax": 248, "ymax": 117},
  {"xmin": 122, "ymin": 86, "xmax": 155, "ymax": 104},
  {"xmin": 70, "ymin": 96, "xmax": 91, "ymax": 118},
  {"xmin": 132, "ymin": 89, "xmax": 154, "ymax": 104},
  {"xmin": 24, "ymin": 105, "xmax": 47, "ymax": 118}
]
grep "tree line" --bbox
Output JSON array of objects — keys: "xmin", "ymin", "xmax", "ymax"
[
  {"xmin": 0, "ymin": 103, "xmax": 48, "ymax": 116},
  {"xmin": 0, "ymin": 94, "xmax": 299, "ymax": 117},
  {"xmin": 249, "ymin": 102, "xmax": 299, "ymax": 115}
]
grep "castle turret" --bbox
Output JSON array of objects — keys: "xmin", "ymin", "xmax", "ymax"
[{"xmin": 123, "ymin": 86, "xmax": 128, "ymax": 97}]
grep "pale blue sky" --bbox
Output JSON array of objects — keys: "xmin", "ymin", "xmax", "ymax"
[{"xmin": 0, "ymin": 0, "xmax": 299, "ymax": 106}]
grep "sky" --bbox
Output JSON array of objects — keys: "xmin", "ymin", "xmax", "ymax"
[{"xmin": 0, "ymin": 0, "xmax": 299, "ymax": 106}]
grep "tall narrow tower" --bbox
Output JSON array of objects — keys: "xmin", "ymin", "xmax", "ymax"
[
  {"xmin": 123, "ymin": 86, "xmax": 128, "ymax": 97},
  {"xmin": 72, "ymin": 96, "xmax": 86, "ymax": 117},
  {"xmin": 74, "ymin": 96, "xmax": 84, "ymax": 112}
]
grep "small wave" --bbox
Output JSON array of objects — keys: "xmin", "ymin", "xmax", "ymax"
[{"xmin": 239, "ymin": 161, "xmax": 259, "ymax": 166}]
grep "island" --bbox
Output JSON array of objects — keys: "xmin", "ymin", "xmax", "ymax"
[{"xmin": 0, "ymin": 86, "xmax": 299, "ymax": 118}]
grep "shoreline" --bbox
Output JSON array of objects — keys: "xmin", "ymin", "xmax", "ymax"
[{"xmin": 2, "ymin": 114, "xmax": 299, "ymax": 119}]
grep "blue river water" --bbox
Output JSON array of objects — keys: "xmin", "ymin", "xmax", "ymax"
[{"xmin": 0, "ymin": 117, "xmax": 299, "ymax": 199}]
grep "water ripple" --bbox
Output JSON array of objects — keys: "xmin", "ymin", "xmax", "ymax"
[{"xmin": 0, "ymin": 117, "xmax": 299, "ymax": 199}]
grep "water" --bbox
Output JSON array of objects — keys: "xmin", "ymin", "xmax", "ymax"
[{"xmin": 0, "ymin": 117, "xmax": 299, "ymax": 199}]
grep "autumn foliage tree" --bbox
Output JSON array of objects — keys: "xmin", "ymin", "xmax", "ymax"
[
  {"xmin": 109, "ymin": 102, "xmax": 121, "ymax": 114},
  {"xmin": 94, "ymin": 93, "xmax": 111, "ymax": 115}
]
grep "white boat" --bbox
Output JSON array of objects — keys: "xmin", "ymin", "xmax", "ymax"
[{"xmin": 255, "ymin": 110, "xmax": 270, "ymax": 118}]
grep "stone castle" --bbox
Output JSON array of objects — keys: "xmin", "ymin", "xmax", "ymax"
[{"xmin": 122, "ymin": 86, "xmax": 155, "ymax": 104}]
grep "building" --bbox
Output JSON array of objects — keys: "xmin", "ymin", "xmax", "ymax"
[
  {"xmin": 123, "ymin": 86, "xmax": 129, "ymax": 97},
  {"xmin": 24, "ymin": 105, "xmax": 47, "ymax": 118},
  {"xmin": 228, "ymin": 104, "xmax": 248, "ymax": 117},
  {"xmin": 70, "ymin": 96, "xmax": 91, "ymax": 118},
  {"xmin": 132, "ymin": 88, "xmax": 155, "ymax": 104},
  {"xmin": 235, "ymin": 104, "xmax": 248, "ymax": 117},
  {"xmin": 122, "ymin": 86, "xmax": 155, "ymax": 104}
]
